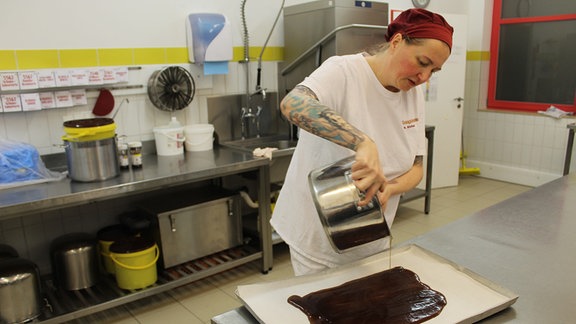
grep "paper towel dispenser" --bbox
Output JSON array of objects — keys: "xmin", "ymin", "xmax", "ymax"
[{"xmin": 186, "ymin": 13, "xmax": 233, "ymax": 65}]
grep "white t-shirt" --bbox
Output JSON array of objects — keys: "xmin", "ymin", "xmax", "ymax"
[{"xmin": 270, "ymin": 53, "xmax": 426, "ymax": 267}]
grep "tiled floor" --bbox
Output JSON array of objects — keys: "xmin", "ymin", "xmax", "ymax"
[{"xmin": 66, "ymin": 176, "xmax": 531, "ymax": 324}]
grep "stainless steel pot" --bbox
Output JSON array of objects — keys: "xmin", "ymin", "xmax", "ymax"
[
  {"xmin": 50, "ymin": 233, "xmax": 99, "ymax": 291},
  {"xmin": 0, "ymin": 258, "xmax": 42, "ymax": 324},
  {"xmin": 308, "ymin": 156, "xmax": 390, "ymax": 253},
  {"xmin": 63, "ymin": 137, "xmax": 120, "ymax": 182},
  {"xmin": 62, "ymin": 118, "xmax": 120, "ymax": 182}
]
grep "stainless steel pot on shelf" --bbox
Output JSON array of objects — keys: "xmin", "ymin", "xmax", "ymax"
[
  {"xmin": 61, "ymin": 118, "xmax": 120, "ymax": 182},
  {"xmin": 308, "ymin": 156, "xmax": 390, "ymax": 253},
  {"xmin": 50, "ymin": 233, "xmax": 99, "ymax": 291},
  {"xmin": 0, "ymin": 257, "xmax": 43, "ymax": 324}
]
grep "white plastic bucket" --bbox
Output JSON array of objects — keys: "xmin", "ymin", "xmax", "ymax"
[
  {"xmin": 184, "ymin": 124, "xmax": 214, "ymax": 152},
  {"xmin": 153, "ymin": 125, "xmax": 185, "ymax": 156}
]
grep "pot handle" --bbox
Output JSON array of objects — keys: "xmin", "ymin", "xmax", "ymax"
[
  {"xmin": 158, "ymin": 132, "xmax": 186, "ymax": 142},
  {"xmin": 345, "ymin": 171, "xmax": 375, "ymax": 211},
  {"xmin": 109, "ymin": 245, "xmax": 159, "ymax": 270}
]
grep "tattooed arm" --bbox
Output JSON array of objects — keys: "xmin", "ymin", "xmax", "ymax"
[
  {"xmin": 281, "ymin": 85, "xmax": 366, "ymax": 150},
  {"xmin": 281, "ymin": 85, "xmax": 387, "ymax": 205}
]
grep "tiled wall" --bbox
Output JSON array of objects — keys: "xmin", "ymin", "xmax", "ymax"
[
  {"xmin": 0, "ymin": 48, "xmax": 282, "ymax": 273},
  {"xmin": 0, "ymin": 59, "xmax": 281, "ymax": 155},
  {"xmin": 463, "ymin": 59, "xmax": 575, "ymax": 187}
]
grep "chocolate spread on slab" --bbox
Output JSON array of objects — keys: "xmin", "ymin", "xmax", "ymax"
[{"xmin": 287, "ymin": 266, "xmax": 447, "ymax": 324}]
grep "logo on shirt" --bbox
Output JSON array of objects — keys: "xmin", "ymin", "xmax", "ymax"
[{"xmin": 402, "ymin": 118, "xmax": 419, "ymax": 129}]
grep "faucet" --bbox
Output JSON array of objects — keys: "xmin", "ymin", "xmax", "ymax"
[
  {"xmin": 251, "ymin": 86, "xmax": 267, "ymax": 101},
  {"xmin": 242, "ymin": 86, "xmax": 266, "ymax": 139},
  {"xmin": 239, "ymin": 0, "xmax": 283, "ymax": 140}
]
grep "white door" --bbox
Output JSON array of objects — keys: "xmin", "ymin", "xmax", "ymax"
[{"xmin": 423, "ymin": 14, "xmax": 468, "ymax": 188}]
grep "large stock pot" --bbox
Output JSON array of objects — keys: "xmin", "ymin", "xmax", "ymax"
[{"xmin": 61, "ymin": 118, "xmax": 120, "ymax": 182}]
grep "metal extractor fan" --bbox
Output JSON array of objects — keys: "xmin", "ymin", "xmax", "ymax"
[{"xmin": 147, "ymin": 66, "xmax": 196, "ymax": 111}]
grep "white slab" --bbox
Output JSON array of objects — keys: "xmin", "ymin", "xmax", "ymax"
[{"xmin": 237, "ymin": 245, "xmax": 518, "ymax": 324}]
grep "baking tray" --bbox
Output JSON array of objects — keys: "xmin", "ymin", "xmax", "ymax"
[{"xmin": 236, "ymin": 244, "xmax": 518, "ymax": 323}]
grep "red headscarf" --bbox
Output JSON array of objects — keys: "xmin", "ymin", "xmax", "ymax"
[{"xmin": 385, "ymin": 8, "xmax": 454, "ymax": 51}]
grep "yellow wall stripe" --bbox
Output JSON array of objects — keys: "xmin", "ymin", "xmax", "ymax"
[
  {"xmin": 232, "ymin": 46, "xmax": 285, "ymax": 62},
  {"xmin": 134, "ymin": 48, "xmax": 166, "ymax": 65},
  {"xmin": 98, "ymin": 48, "xmax": 134, "ymax": 66},
  {"xmin": 16, "ymin": 50, "xmax": 59, "ymax": 70},
  {"xmin": 166, "ymin": 47, "xmax": 189, "ymax": 64},
  {"xmin": 467, "ymin": 51, "xmax": 490, "ymax": 61},
  {"xmin": 2, "ymin": 48, "xmax": 484, "ymax": 70},
  {"xmin": 60, "ymin": 49, "xmax": 98, "ymax": 68},
  {"xmin": 0, "ymin": 50, "xmax": 18, "ymax": 70}
]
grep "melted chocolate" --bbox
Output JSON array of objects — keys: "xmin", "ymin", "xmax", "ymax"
[
  {"xmin": 288, "ymin": 266, "xmax": 446, "ymax": 324},
  {"xmin": 330, "ymin": 222, "xmax": 390, "ymax": 251}
]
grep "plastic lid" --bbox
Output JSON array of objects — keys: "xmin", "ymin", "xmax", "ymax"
[
  {"xmin": 63, "ymin": 118, "xmax": 115, "ymax": 128},
  {"xmin": 109, "ymin": 236, "xmax": 155, "ymax": 254},
  {"xmin": 97, "ymin": 224, "xmax": 130, "ymax": 242}
]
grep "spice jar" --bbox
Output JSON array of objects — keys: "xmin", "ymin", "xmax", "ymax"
[
  {"xmin": 128, "ymin": 141, "xmax": 143, "ymax": 168},
  {"xmin": 118, "ymin": 143, "xmax": 129, "ymax": 169}
]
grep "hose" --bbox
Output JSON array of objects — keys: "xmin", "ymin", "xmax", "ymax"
[
  {"xmin": 256, "ymin": 0, "xmax": 285, "ymax": 89},
  {"xmin": 240, "ymin": 0, "xmax": 249, "ymax": 63},
  {"xmin": 239, "ymin": 190, "xmax": 259, "ymax": 209},
  {"xmin": 241, "ymin": 0, "xmax": 251, "ymax": 101}
]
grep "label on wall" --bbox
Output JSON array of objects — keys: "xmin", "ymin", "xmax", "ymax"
[
  {"xmin": 1, "ymin": 94, "xmax": 22, "ymax": 112},
  {"xmin": 103, "ymin": 68, "xmax": 117, "ymax": 84},
  {"xmin": 39, "ymin": 92, "xmax": 56, "ymax": 109},
  {"xmin": 38, "ymin": 70, "xmax": 57, "ymax": 88},
  {"xmin": 55, "ymin": 70, "xmax": 71, "ymax": 87},
  {"xmin": 70, "ymin": 69, "xmax": 89, "ymax": 86},
  {"xmin": 18, "ymin": 71, "xmax": 39, "ymax": 90},
  {"xmin": 88, "ymin": 69, "xmax": 104, "ymax": 85},
  {"xmin": 115, "ymin": 67, "xmax": 129, "ymax": 82},
  {"xmin": 21, "ymin": 93, "xmax": 42, "ymax": 111},
  {"xmin": 55, "ymin": 91, "xmax": 73, "ymax": 108},
  {"xmin": 1, "ymin": 72, "xmax": 20, "ymax": 91},
  {"xmin": 70, "ymin": 89, "xmax": 87, "ymax": 105}
]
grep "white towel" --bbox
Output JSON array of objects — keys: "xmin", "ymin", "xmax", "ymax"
[
  {"xmin": 252, "ymin": 147, "xmax": 278, "ymax": 160},
  {"xmin": 537, "ymin": 105, "xmax": 573, "ymax": 119}
]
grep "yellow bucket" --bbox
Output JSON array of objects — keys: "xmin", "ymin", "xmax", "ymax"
[
  {"xmin": 109, "ymin": 238, "xmax": 159, "ymax": 290},
  {"xmin": 97, "ymin": 225, "xmax": 131, "ymax": 275},
  {"xmin": 62, "ymin": 118, "xmax": 116, "ymax": 142}
]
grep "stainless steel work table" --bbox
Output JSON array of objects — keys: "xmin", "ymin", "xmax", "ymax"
[
  {"xmin": 212, "ymin": 173, "xmax": 576, "ymax": 323},
  {"xmin": 1, "ymin": 147, "xmax": 267, "ymax": 219},
  {"xmin": 0, "ymin": 147, "xmax": 274, "ymax": 323}
]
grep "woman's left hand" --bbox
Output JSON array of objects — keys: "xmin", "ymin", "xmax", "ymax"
[
  {"xmin": 352, "ymin": 138, "xmax": 387, "ymax": 206},
  {"xmin": 376, "ymin": 183, "xmax": 394, "ymax": 211}
]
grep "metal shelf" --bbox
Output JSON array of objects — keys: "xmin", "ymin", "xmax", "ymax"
[{"xmin": 37, "ymin": 245, "xmax": 261, "ymax": 323}]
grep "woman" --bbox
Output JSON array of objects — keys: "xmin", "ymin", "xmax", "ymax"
[{"xmin": 270, "ymin": 8, "xmax": 454, "ymax": 276}]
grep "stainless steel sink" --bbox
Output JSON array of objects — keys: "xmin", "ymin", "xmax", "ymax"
[
  {"xmin": 221, "ymin": 136, "xmax": 297, "ymax": 183},
  {"xmin": 221, "ymin": 136, "xmax": 297, "ymax": 158}
]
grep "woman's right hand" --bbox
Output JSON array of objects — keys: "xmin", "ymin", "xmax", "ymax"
[{"xmin": 351, "ymin": 138, "xmax": 387, "ymax": 206}]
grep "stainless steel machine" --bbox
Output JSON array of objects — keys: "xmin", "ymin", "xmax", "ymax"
[{"xmin": 278, "ymin": 0, "xmax": 389, "ymax": 98}]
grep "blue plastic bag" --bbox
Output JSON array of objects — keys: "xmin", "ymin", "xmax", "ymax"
[{"xmin": 0, "ymin": 139, "xmax": 64, "ymax": 187}]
